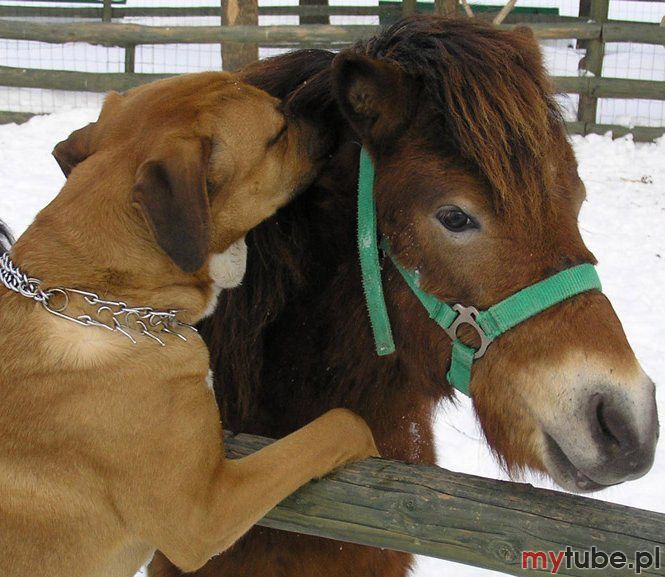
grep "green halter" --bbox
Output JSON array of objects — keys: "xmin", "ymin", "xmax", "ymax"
[{"xmin": 357, "ymin": 147, "xmax": 602, "ymax": 396}]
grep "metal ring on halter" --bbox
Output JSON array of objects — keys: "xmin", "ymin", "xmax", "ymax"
[{"xmin": 443, "ymin": 304, "xmax": 493, "ymax": 359}]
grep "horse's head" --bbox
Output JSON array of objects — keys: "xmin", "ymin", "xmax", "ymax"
[{"xmin": 332, "ymin": 16, "xmax": 658, "ymax": 492}]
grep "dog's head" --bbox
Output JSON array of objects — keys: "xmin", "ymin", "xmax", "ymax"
[{"xmin": 53, "ymin": 72, "xmax": 325, "ymax": 276}]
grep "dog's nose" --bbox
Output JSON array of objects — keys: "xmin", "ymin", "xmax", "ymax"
[{"xmin": 586, "ymin": 389, "xmax": 658, "ymax": 484}]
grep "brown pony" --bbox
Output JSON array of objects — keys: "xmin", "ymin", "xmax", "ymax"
[{"xmin": 150, "ymin": 16, "xmax": 659, "ymax": 577}]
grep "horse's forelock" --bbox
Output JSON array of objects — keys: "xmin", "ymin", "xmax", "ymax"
[{"xmin": 361, "ymin": 16, "xmax": 566, "ymax": 218}]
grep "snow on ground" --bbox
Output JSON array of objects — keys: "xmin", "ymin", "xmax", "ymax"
[{"xmin": 0, "ymin": 111, "xmax": 664, "ymax": 577}]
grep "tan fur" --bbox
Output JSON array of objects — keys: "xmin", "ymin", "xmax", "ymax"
[{"xmin": 0, "ymin": 72, "xmax": 378, "ymax": 577}]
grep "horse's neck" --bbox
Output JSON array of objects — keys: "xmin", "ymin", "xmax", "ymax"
[{"xmin": 246, "ymin": 146, "xmax": 442, "ymax": 463}]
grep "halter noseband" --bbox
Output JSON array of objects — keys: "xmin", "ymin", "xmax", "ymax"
[{"xmin": 357, "ymin": 147, "xmax": 602, "ymax": 396}]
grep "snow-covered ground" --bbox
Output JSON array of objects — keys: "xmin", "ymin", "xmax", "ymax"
[{"xmin": 0, "ymin": 109, "xmax": 663, "ymax": 577}]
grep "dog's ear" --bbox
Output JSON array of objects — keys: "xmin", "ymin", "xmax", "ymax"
[
  {"xmin": 132, "ymin": 137, "xmax": 212, "ymax": 274},
  {"xmin": 52, "ymin": 122, "xmax": 97, "ymax": 177}
]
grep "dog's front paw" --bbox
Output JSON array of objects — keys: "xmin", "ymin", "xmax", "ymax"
[{"xmin": 323, "ymin": 408, "xmax": 380, "ymax": 464}]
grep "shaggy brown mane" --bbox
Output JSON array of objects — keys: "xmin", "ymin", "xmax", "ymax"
[{"xmin": 360, "ymin": 16, "xmax": 566, "ymax": 216}]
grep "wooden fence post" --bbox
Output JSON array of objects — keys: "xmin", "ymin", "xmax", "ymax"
[
  {"xmin": 220, "ymin": 0, "xmax": 259, "ymax": 72},
  {"xmin": 434, "ymin": 0, "xmax": 458, "ymax": 17},
  {"xmin": 102, "ymin": 0, "xmax": 112, "ymax": 23},
  {"xmin": 577, "ymin": 0, "xmax": 608, "ymax": 130},
  {"xmin": 125, "ymin": 45, "xmax": 135, "ymax": 74},
  {"xmin": 402, "ymin": 0, "xmax": 418, "ymax": 17},
  {"xmin": 300, "ymin": 0, "xmax": 329, "ymax": 25},
  {"xmin": 577, "ymin": 0, "xmax": 591, "ymax": 50}
]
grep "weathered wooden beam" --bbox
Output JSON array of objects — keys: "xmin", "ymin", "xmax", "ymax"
[
  {"xmin": 0, "ymin": 21, "xmax": 379, "ymax": 47},
  {"xmin": 460, "ymin": 0, "xmax": 475, "ymax": 18},
  {"xmin": 221, "ymin": 0, "xmax": 259, "ymax": 72},
  {"xmin": 225, "ymin": 432, "xmax": 665, "ymax": 577},
  {"xmin": 0, "ymin": 20, "xmax": 606, "ymax": 47},
  {"xmin": 401, "ymin": 0, "xmax": 418, "ymax": 17},
  {"xmin": 566, "ymin": 121, "xmax": 665, "ymax": 142},
  {"xmin": 1, "ymin": 70, "xmax": 661, "ymax": 106},
  {"xmin": 493, "ymin": 0, "xmax": 517, "ymax": 25},
  {"xmin": 577, "ymin": 0, "xmax": 608, "ymax": 125},
  {"xmin": 266, "ymin": 5, "xmax": 399, "ymax": 17},
  {"xmin": 0, "ymin": 66, "xmax": 172, "ymax": 93},
  {"xmin": 0, "ymin": 110, "xmax": 36, "ymax": 125},
  {"xmin": 603, "ymin": 22, "xmax": 665, "ymax": 44},
  {"xmin": 2, "ymin": 65, "xmax": 661, "ymax": 103},
  {"xmin": 101, "ymin": 0, "xmax": 112, "ymax": 23},
  {"xmin": 0, "ymin": 13, "xmax": 665, "ymax": 46},
  {"xmin": 300, "ymin": 0, "xmax": 329, "ymax": 25},
  {"xmin": 434, "ymin": 0, "xmax": 458, "ymax": 17},
  {"xmin": 0, "ymin": 5, "xmax": 402, "ymax": 19},
  {"xmin": 124, "ymin": 44, "xmax": 135, "ymax": 74},
  {"xmin": 489, "ymin": 22, "xmax": 601, "ymax": 39},
  {"xmin": 555, "ymin": 76, "xmax": 665, "ymax": 100}
]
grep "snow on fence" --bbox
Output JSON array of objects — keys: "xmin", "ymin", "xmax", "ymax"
[
  {"xmin": 226, "ymin": 431, "xmax": 665, "ymax": 576},
  {"xmin": 0, "ymin": 0, "xmax": 663, "ymax": 139}
]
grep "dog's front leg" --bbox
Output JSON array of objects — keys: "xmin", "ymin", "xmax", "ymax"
[{"xmin": 166, "ymin": 408, "xmax": 378, "ymax": 572}]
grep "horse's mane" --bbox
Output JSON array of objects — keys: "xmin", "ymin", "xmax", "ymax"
[
  {"xmin": 199, "ymin": 49, "xmax": 344, "ymax": 424},
  {"xmin": 0, "ymin": 220, "xmax": 13, "ymax": 254},
  {"xmin": 202, "ymin": 17, "xmax": 567, "ymax": 423},
  {"xmin": 359, "ymin": 16, "xmax": 565, "ymax": 217}
]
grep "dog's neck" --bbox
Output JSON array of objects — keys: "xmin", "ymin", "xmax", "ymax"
[{"xmin": 9, "ymin": 169, "xmax": 223, "ymax": 327}]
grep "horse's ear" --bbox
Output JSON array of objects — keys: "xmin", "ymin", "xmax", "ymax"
[
  {"xmin": 132, "ymin": 137, "xmax": 212, "ymax": 274},
  {"xmin": 52, "ymin": 122, "xmax": 97, "ymax": 177},
  {"xmin": 332, "ymin": 53, "xmax": 416, "ymax": 147}
]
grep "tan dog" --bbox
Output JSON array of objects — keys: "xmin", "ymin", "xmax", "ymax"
[{"xmin": 0, "ymin": 72, "xmax": 378, "ymax": 577}]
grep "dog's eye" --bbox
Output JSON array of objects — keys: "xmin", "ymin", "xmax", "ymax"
[{"xmin": 437, "ymin": 206, "xmax": 477, "ymax": 232}]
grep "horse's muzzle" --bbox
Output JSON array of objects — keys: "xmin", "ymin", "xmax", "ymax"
[{"xmin": 542, "ymin": 377, "xmax": 659, "ymax": 493}]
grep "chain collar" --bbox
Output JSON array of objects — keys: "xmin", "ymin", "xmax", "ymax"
[{"xmin": 0, "ymin": 253, "xmax": 197, "ymax": 346}]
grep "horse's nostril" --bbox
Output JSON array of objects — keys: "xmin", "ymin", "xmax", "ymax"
[
  {"xmin": 595, "ymin": 398, "xmax": 621, "ymax": 449},
  {"xmin": 588, "ymin": 392, "xmax": 641, "ymax": 461}
]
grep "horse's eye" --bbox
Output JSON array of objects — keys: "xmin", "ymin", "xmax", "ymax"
[{"xmin": 437, "ymin": 206, "xmax": 476, "ymax": 232}]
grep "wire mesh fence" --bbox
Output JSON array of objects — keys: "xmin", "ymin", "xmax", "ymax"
[{"xmin": 0, "ymin": 0, "xmax": 663, "ymax": 129}]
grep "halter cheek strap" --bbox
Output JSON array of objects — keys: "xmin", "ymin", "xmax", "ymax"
[{"xmin": 357, "ymin": 147, "xmax": 602, "ymax": 396}]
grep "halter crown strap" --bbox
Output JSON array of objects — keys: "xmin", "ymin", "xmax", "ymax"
[
  {"xmin": 358, "ymin": 148, "xmax": 395, "ymax": 356},
  {"xmin": 357, "ymin": 146, "xmax": 603, "ymax": 396}
]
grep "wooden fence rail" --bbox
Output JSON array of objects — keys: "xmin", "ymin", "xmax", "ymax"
[
  {"xmin": 3, "ymin": 63, "xmax": 663, "ymax": 102},
  {"xmin": 2, "ymin": 19, "xmax": 653, "ymax": 46},
  {"xmin": 225, "ymin": 432, "xmax": 665, "ymax": 577},
  {"xmin": 0, "ymin": 5, "xmax": 402, "ymax": 19},
  {"xmin": 0, "ymin": 18, "xmax": 662, "ymax": 47}
]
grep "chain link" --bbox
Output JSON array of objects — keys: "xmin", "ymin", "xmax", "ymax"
[{"xmin": 0, "ymin": 253, "xmax": 196, "ymax": 346}]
